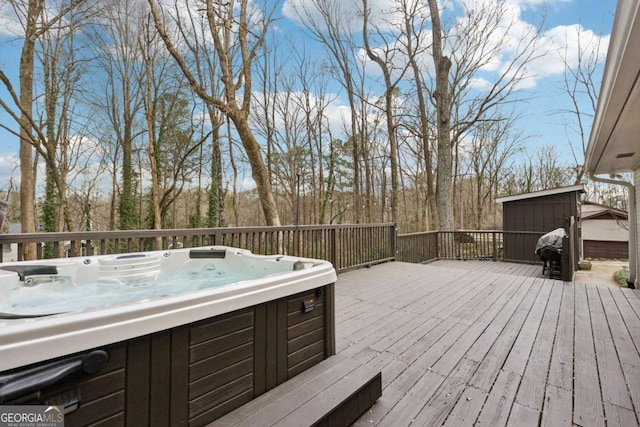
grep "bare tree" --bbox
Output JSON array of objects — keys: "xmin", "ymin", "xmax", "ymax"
[
  {"xmin": 0, "ymin": 0, "xmax": 90, "ymax": 257},
  {"xmin": 89, "ymin": 0, "xmax": 147, "ymax": 230},
  {"xmin": 425, "ymin": 0, "xmax": 453, "ymax": 230},
  {"xmin": 426, "ymin": 0, "xmax": 543, "ymax": 230},
  {"xmin": 36, "ymin": 3, "xmax": 95, "ymax": 236},
  {"xmin": 138, "ymin": 14, "xmax": 162, "ymax": 236},
  {"xmin": 253, "ymin": 55, "xmax": 305, "ymax": 224},
  {"xmin": 556, "ymin": 24, "xmax": 605, "ymax": 184},
  {"xmin": 289, "ymin": 0, "xmax": 365, "ymax": 223},
  {"xmin": 464, "ymin": 114, "xmax": 524, "ymax": 228},
  {"xmin": 147, "ymin": 0, "xmax": 281, "ymax": 226},
  {"xmin": 291, "ymin": 48, "xmax": 335, "ymax": 224},
  {"xmin": 361, "ymin": 0, "xmax": 410, "ymax": 224},
  {"xmin": 205, "ymin": 104, "xmax": 225, "ymax": 228},
  {"xmin": 398, "ymin": 0, "xmax": 437, "ymax": 229},
  {"xmin": 535, "ymin": 145, "xmax": 573, "ymax": 189},
  {"xmin": 168, "ymin": 4, "xmax": 226, "ymax": 228}
]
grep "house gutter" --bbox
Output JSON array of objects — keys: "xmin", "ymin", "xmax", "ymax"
[{"xmin": 588, "ymin": 171, "xmax": 637, "ymax": 288}]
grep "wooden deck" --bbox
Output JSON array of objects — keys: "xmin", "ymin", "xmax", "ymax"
[{"xmin": 335, "ymin": 260, "xmax": 640, "ymax": 426}]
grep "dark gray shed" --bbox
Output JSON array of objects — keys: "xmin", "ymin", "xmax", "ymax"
[{"xmin": 496, "ymin": 185, "xmax": 584, "ymax": 279}]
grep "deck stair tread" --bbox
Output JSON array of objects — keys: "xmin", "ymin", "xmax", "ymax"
[{"xmin": 208, "ymin": 354, "xmax": 381, "ymax": 427}]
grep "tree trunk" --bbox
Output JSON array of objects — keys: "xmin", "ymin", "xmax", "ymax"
[
  {"xmin": 229, "ymin": 107, "xmax": 280, "ymax": 226},
  {"xmin": 361, "ymin": 0, "xmax": 399, "ymax": 225},
  {"xmin": 401, "ymin": 2, "xmax": 437, "ymax": 229},
  {"xmin": 208, "ymin": 121, "xmax": 222, "ymax": 228},
  {"xmin": 428, "ymin": 0, "xmax": 454, "ymax": 230},
  {"xmin": 139, "ymin": 34, "xmax": 162, "ymax": 249},
  {"xmin": 18, "ymin": 0, "xmax": 45, "ymax": 259}
]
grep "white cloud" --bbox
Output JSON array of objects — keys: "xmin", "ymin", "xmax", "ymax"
[
  {"xmin": 282, "ymin": 0, "xmax": 358, "ymax": 33},
  {"xmin": 449, "ymin": 0, "xmax": 609, "ymax": 90},
  {"xmin": 239, "ymin": 175, "xmax": 257, "ymax": 191},
  {"xmin": 0, "ymin": 153, "xmax": 19, "ymax": 192},
  {"xmin": 0, "ymin": 1, "xmax": 91, "ymax": 38},
  {"xmin": 0, "ymin": 4, "xmax": 23, "ymax": 37},
  {"xmin": 512, "ymin": 0, "xmax": 572, "ymax": 10},
  {"xmin": 283, "ymin": 0, "xmax": 410, "ymax": 33},
  {"xmin": 540, "ymin": 24, "xmax": 610, "ymax": 71},
  {"xmin": 468, "ymin": 77, "xmax": 493, "ymax": 90},
  {"xmin": 323, "ymin": 99, "xmax": 354, "ymax": 137},
  {"xmin": 285, "ymin": 0, "xmax": 609, "ymax": 95},
  {"xmin": 280, "ymin": 0, "xmax": 612, "ymax": 135}
]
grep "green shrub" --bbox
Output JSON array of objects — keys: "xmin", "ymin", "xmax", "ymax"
[
  {"xmin": 578, "ymin": 260, "xmax": 592, "ymax": 270},
  {"xmin": 614, "ymin": 269, "xmax": 630, "ymax": 287}
]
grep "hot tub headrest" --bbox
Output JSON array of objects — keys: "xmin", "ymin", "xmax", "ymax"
[
  {"xmin": 0, "ymin": 265, "xmax": 58, "ymax": 281},
  {"xmin": 189, "ymin": 248, "xmax": 227, "ymax": 259}
]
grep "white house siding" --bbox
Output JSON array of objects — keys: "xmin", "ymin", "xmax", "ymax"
[
  {"xmin": 635, "ymin": 169, "xmax": 640, "ymax": 287},
  {"xmin": 581, "ymin": 202, "xmax": 629, "ymax": 259},
  {"xmin": 582, "ymin": 219, "xmax": 629, "ymax": 241}
]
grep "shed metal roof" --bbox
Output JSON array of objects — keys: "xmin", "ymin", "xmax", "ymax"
[{"xmin": 495, "ymin": 184, "xmax": 585, "ymax": 204}]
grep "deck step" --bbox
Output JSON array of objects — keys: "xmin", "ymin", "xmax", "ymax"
[{"xmin": 209, "ymin": 354, "xmax": 382, "ymax": 427}]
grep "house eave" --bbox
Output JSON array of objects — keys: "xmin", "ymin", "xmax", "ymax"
[{"xmin": 585, "ymin": 0, "xmax": 640, "ymax": 176}]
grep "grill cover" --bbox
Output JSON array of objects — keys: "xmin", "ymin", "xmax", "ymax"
[{"xmin": 535, "ymin": 228, "xmax": 567, "ymax": 254}]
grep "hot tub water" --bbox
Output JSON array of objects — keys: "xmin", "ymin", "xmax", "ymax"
[{"xmin": 7, "ymin": 266, "xmax": 255, "ymax": 316}]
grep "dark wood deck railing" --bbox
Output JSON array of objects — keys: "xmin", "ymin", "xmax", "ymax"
[
  {"xmin": 0, "ymin": 224, "xmax": 396, "ymax": 273},
  {"xmin": 395, "ymin": 230, "xmax": 545, "ymax": 264},
  {"xmin": 0, "ymin": 224, "xmax": 546, "ymax": 272},
  {"xmin": 395, "ymin": 231, "xmax": 439, "ymax": 263}
]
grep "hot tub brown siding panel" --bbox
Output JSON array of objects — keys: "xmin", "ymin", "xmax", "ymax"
[
  {"xmin": 57, "ymin": 345, "xmax": 126, "ymax": 425},
  {"xmin": 287, "ymin": 289, "xmax": 326, "ymax": 378},
  {"xmin": 188, "ymin": 308, "xmax": 256, "ymax": 425},
  {"xmin": 1, "ymin": 284, "xmax": 334, "ymax": 427},
  {"xmin": 253, "ymin": 287, "xmax": 329, "ymax": 395},
  {"xmin": 0, "ymin": 344, "xmax": 128, "ymax": 425}
]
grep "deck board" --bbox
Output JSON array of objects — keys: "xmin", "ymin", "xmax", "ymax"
[
  {"xmin": 514, "ymin": 281, "xmax": 562, "ymax": 411},
  {"xmin": 586, "ymin": 285, "xmax": 634, "ymax": 415},
  {"xmin": 332, "ymin": 260, "xmax": 640, "ymax": 426},
  {"xmin": 546, "ymin": 281, "xmax": 574, "ymax": 392},
  {"xmin": 573, "ymin": 283, "xmax": 606, "ymax": 427}
]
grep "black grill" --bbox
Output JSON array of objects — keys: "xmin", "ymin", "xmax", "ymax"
[{"xmin": 535, "ymin": 228, "xmax": 566, "ymax": 279}]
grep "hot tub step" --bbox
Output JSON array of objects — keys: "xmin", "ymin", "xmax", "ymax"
[{"xmin": 208, "ymin": 354, "xmax": 381, "ymax": 427}]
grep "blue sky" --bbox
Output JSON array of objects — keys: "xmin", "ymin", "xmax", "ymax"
[{"xmin": 0, "ymin": 0, "xmax": 620, "ymax": 190}]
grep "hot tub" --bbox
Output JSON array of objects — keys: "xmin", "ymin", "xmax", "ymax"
[{"xmin": 0, "ymin": 246, "xmax": 337, "ymax": 425}]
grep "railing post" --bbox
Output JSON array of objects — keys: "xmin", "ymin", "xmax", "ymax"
[
  {"xmin": 390, "ymin": 224, "xmax": 397, "ymax": 261},
  {"xmin": 492, "ymin": 232, "xmax": 498, "ymax": 261},
  {"xmin": 214, "ymin": 229, "xmax": 223, "ymax": 246},
  {"xmin": 561, "ymin": 235, "xmax": 572, "ymax": 281},
  {"xmin": 330, "ymin": 227, "xmax": 338, "ymax": 271}
]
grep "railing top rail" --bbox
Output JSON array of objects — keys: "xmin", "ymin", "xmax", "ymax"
[
  {"xmin": 436, "ymin": 230, "xmax": 502, "ymax": 233},
  {"xmin": 397, "ymin": 230, "xmax": 505, "ymax": 237},
  {"xmin": 500, "ymin": 230, "xmax": 547, "ymax": 235},
  {"xmin": 0, "ymin": 223, "xmax": 397, "ymax": 244},
  {"xmin": 423, "ymin": 230, "xmax": 545, "ymax": 235},
  {"xmin": 397, "ymin": 231, "xmax": 439, "ymax": 237}
]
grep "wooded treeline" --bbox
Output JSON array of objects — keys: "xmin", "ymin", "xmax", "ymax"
[{"xmin": 0, "ymin": 0, "xmax": 614, "ymax": 250}]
